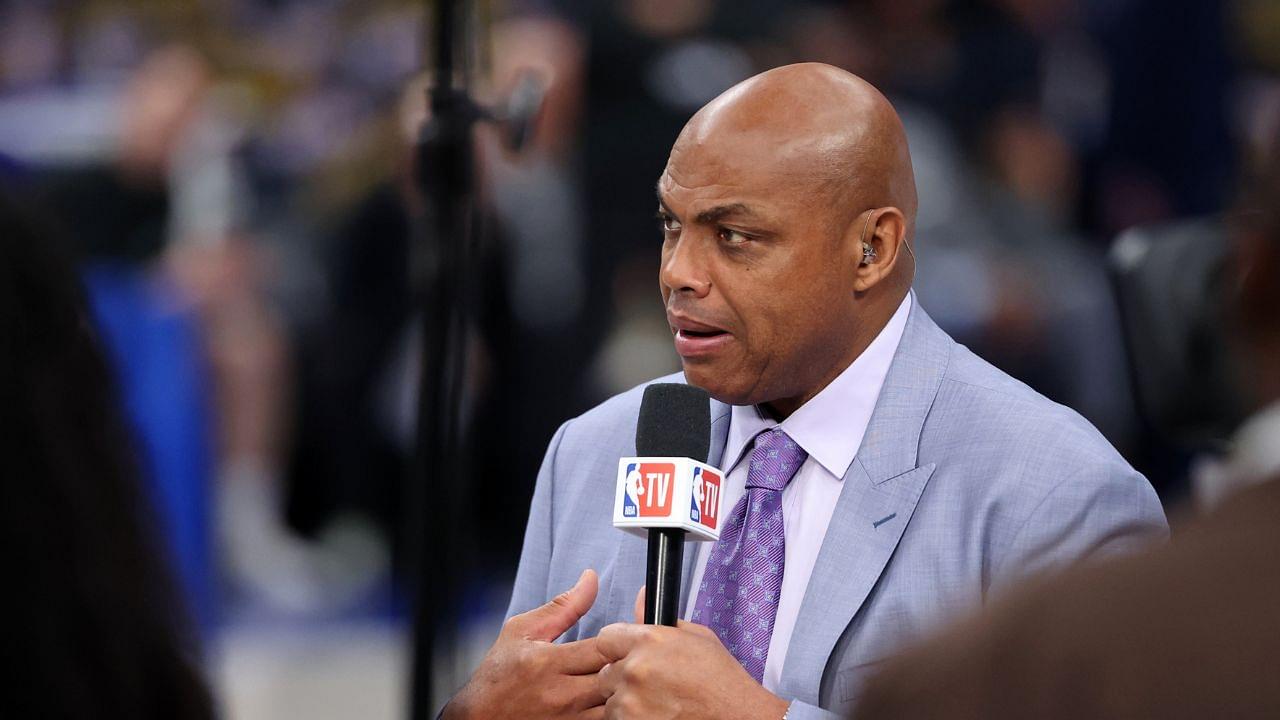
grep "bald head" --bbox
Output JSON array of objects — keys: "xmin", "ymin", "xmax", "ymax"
[{"xmin": 674, "ymin": 63, "xmax": 917, "ymax": 238}]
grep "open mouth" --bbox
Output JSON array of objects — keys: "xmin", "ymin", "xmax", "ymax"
[
  {"xmin": 678, "ymin": 329, "xmax": 727, "ymax": 339},
  {"xmin": 667, "ymin": 311, "xmax": 732, "ymax": 357},
  {"xmin": 672, "ymin": 325, "xmax": 733, "ymax": 358}
]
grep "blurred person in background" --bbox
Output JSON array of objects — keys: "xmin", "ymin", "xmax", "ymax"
[
  {"xmin": 284, "ymin": 13, "xmax": 591, "ymax": 601},
  {"xmin": 0, "ymin": 193, "xmax": 214, "ymax": 719},
  {"xmin": 36, "ymin": 34, "xmax": 393, "ymax": 620},
  {"xmin": 852, "ymin": 129, "xmax": 1280, "ymax": 719},
  {"xmin": 33, "ymin": 42, "xmax": 226, "ymax": 627}
]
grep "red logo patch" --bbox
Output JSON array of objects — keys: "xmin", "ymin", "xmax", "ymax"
[{"xmin": 633, "ymin": 462, "xmax": 675, "ymax": 517}]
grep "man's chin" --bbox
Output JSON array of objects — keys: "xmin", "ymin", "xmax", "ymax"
[{"xmin": 679, "ymin": 363, "xmax": 753, "ymax": 407}]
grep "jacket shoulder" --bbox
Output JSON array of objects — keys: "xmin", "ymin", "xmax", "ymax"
[{"xmin": 928, "ymin": 342, "xmax": 1130, "ymax": 471}]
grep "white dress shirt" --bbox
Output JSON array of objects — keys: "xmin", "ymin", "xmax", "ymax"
[{"xmin": 684, "ymin": 293, "xmax": 913, "ymax": 692}]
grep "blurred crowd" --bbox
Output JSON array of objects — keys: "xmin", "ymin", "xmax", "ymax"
[{"xmin": 1, "ymin": 0, "xmax": 1278, "ymax": 716}]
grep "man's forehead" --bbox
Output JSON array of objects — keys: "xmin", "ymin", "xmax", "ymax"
[
  {"xmin": 686, "ymin": 120, "xmax": 849, "ymax": 170},
  {"xmin": 659, "ymin": 136, "xmax": 840, "ymax": 209}
]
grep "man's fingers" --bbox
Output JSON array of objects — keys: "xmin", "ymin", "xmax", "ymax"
[
  {"xmin": 596, "ymin": 622, "xmax": 659, "ymax": 662},
  {"xmin": 512, "ymin": 569, "xmax": 599, "ymax": 642},
  {"xmin": 633, "ymin": 585, "xmax": 645, "ymax": 624},
  {"xmin": 554, "ymin": 637, "xmax": 613, "ymax": 675},
  {"xmin": 597, "ymin": 660, "xmax": 618, "ymax": 698},
  {"xmin": 560, "ymin": 672, "xmax": 610, "ymax": 711},
  {"xmin": 677, "ymin": 620, "xmax": 719, "ymax": 640}
]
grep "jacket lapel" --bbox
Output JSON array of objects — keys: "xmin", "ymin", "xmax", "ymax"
[
  {"xmin": 604, "ymin": 392, "xmax": 732, "ymax": 625},
  {"xmin": 776, "ymin": 302, "xmax": 951, "ymax": 705}
]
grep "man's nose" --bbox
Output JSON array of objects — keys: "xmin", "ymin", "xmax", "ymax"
[{"xmin": 660, "ymin": 236, "xmax": 711, "ymax": 297}]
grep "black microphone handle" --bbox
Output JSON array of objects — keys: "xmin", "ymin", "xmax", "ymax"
[{"xmin": 645, "ymin": 528, "xmax": 685, "ymax": 626}]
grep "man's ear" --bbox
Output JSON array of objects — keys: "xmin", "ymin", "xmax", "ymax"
[{"xmin": 852, "ymin": 207, "xmax": 908, "ymax": 294}]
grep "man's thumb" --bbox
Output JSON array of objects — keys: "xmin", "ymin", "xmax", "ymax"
[
  {"xmin": 634, "ymin": 585, "xmax": 646, "ymax": 624},
  {"xmin": 514, "ymin": 569, "xmax": 599, "ymax": 642}
]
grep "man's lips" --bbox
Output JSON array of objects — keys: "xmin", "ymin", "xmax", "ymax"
[{"xmin": 667, "ymin": 312, "xmax": 733, "ymax": 359}]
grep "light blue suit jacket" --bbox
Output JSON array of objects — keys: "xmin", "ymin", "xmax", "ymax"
[{"xmin": 506, "ymin": 302, "xmax": 1167, "ymax": 718}]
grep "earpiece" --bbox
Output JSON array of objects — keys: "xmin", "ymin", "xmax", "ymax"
[
  {"xmin": 858, "ymin": 210, "xmax": 878, "ymax": 265},
  {"xmin": 862, "ymin": 242, "xmax": 878, "ymax": 264}
]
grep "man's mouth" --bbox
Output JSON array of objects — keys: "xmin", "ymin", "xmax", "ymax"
[
  {"xmin": 677, "ymin": 328, "xmax": 727, "ymax": 339},
  {"xmin": 668, "ymin": 314, "xmax": 734, "ymax": 358}
]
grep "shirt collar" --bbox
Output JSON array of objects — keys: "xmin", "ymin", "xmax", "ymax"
[{"xmin": 722, "ymin": 293, "xmax": 913, "ymax": 479}]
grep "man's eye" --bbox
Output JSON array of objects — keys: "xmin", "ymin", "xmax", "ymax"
[
  {"xmin": 661, "ymin": 216, "xmax": 682, "ymax": 232},
  {"xmin": 718, "ymin": 227, "xmax": 749, "ymax": 245}
]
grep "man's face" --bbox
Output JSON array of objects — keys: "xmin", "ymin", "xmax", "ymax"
[{"xmin": 657, "ymin": 134, "xmax": 863, "ymax": 409}]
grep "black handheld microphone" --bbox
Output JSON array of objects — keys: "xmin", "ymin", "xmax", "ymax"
[{"xmin": 634, "ymin": 383, "xmax": 711, "ymax": 626}]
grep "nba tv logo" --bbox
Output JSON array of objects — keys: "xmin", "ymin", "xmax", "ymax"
[
  {"xmin": 689, "ymin": 467, "xmax": 721, "ymax": 530},
  {"xmin": 623, "ymin": 462, "xmax": 675, "ymax": 517}
]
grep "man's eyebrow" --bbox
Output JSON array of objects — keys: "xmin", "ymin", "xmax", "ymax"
[
  {"xmin": 693, "ymin": 203, "xmax": 755, "ymax": 224},
  {"xmin": 655, "ymin": 192, "xmax": 758, "ymax": 225}
]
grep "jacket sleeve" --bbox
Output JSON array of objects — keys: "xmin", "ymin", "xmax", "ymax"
[{"xmin": 504, "ymin": 419, "xmax": 571, "ymax": 620}]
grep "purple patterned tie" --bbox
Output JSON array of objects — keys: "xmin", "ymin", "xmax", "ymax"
[{"xmin": 692, "ymin": 427, "xmax": 807, "ymax": 683}]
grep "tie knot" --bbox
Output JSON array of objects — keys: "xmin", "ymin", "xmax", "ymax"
[{"xmin": 745, "ymin": 428, "xmax": 808, "ymax": 492}]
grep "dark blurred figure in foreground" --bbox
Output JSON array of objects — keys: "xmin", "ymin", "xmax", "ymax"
[
  {"xmin": 0, "ymin": 196, "xmax": 213, "ymax": 719},
  {"xmin": 853, "ymin": 136, "xmax": 1280, "ymax": 718}
]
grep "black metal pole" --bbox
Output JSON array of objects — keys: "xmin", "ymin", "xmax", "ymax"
[
  {"xmin": 644, "ymin": 529, "xmax": 685, "ymax": 626},
  {"xmin": 410, "ymin": 0, "xmax": 475, "ymax": 717},
  {"xmin": 408, "ymin": 1, "xmax": 546, "ymax": 714}
]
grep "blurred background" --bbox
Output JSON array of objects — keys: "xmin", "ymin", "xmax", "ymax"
[{"xmin": 0, "ymin": 0, "xmax": 1277, "ymax": 717}]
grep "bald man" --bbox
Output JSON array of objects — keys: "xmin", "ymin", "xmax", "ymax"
[{"xmin": 443, "ymin": 64, "xmax": 1166, "ymax": 720}]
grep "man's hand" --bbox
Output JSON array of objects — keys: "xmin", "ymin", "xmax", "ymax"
[
  {"xmin": 592, "ymin": 587, "xmax": 790, "ymax": 720},
  {"xmin": 443, "ymin": 570, "xmax": 610, "ymax": 720}
]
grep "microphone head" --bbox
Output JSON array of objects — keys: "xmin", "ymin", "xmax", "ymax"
[{"xmin": 636, "ymin": 383, "xmax": 711, "ymax": 462}]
